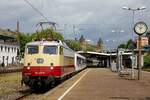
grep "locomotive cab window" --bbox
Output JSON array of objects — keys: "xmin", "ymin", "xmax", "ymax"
[
  {"xmin": 59, "ymin": 46, "xmax": 63, "ymax": 55},
  {"xmin": 27, "ymin": 45, "xmax": 39, "ymax": 54},
  {"xmin": 43, "ymin": 46, "xmax": 58, "ymax": 54}
]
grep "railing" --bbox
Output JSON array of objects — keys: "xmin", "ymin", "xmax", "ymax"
[{"xmin": 0, "ymin": 41, "xmax": 19, "ymax": 45}]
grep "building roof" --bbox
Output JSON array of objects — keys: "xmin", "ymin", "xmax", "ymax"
[{"xmin": 0, "ymin": 28, "xmax": 18, "ymax": 37}]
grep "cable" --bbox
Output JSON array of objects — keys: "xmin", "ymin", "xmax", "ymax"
[{"xmin": 24, "ymin": 0, "xmax": 49, "ymax": 21}]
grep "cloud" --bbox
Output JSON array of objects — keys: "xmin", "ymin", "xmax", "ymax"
[{"xmin": 0, "ymin": 0, "xmax": 149, "ymax": 48}]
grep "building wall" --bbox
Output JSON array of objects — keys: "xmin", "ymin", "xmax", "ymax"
[{"xmin": 0, "ymin": 44, "xmax": 19, "ymax": 66}]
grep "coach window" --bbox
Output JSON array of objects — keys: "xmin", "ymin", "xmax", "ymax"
[
  {"xmin": 59, "ymin": 46, "xmax": 63, "ymax": 55},
  {"xmin": 27, "ymin": 45, "xmax": 39, "ymax": 54},
  {"xmin": 43, "ymin": 46, "xmax": 57, "ymax": 54}
]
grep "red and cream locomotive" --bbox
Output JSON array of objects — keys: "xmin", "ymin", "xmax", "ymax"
[{"xmin": 22, "ymin": 39, "xmax": 86, "ymax": 90}]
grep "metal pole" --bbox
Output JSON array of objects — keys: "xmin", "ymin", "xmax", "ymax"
[
  {"xmin": 131, "ymin": 10, "xmax": 135, "ymax": 79},
  {"xmin": 110, "ymin": 41, "xmax": 112, "ymax": 68},
  {"xmin": 17, "ymin": 21, "xmax": 21, "ymax": 68},
  {"xmin": 110, "ymin": 51, "xmax": 112, "ymax": 68},
  {"xmin": 138, "ymin": 35, "xmax": 141, "ymax": 80}
]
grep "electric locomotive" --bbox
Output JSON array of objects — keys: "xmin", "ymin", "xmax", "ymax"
[{"xmin": 22, "ymin": 39, "xmax": 86, "ymax": 90}]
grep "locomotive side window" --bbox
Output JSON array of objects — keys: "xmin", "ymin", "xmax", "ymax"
[
  {"xmin": 27, "ymin": 45, "xmax": 39, "ymax": 54},
  {"xmin": 43, "ymin": 46, "xmax": 57, "ymax": 54},
  {"xmin": 60, "ymin": 46, "xmax": 63, "ymax": 55}
]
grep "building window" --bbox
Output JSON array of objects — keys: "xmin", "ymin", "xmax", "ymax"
[
  {"xmin": 17, "ymin": 48, "xmax": 19, "ymax": 55},
  {"xmin": 5, "ymin": 46, "xmax": 7, "ymax": 52},
  {"xmin": 1, "ymin": 56, "xmax": 5, "ymax": 67},
  {"xmin": 8, "ymin": 47, "xmax": 10, "ymax": 52},
  {"xmin": 11, "ymin": 47, "xmax": 13, "ymax": 52},
  {"xmin": 12, "ymin": 57, "xmax": 14, "ymax": 64},
  {"xmin": 14, "ymin": 47, "xmax": 16, "ymax": 52},
  {"xmin": 1, "ymin": 46, "xmax": 3, "ymax": 51}
]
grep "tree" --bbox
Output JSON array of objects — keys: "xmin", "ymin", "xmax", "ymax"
[
  {"xmin": 144, "ymin": 53, "xmax": 150, "ymax": 68},
  {"xmin": 86, "ymin": 44, "xmax": 95, "ymax": 51},
  {"xmin": 18, "ymin": 29, "xmax": 64, "ymax": 57},
  {"xmin": 65, "ymin": 39, "xmax": 81, "ymax": 51},
  {"xmin": 126, "ymin": 39, "xmax": 133, "ymax": 49},
  {"xmin": 31, "ymin": 29, "xmax": 64, "ymax": 41},
  {"xmin": 118, "ymin": 44, "xmax": 126, "ymax": 48},
  {"xmin": 118, "ymin": 39, "xmax": 135, "ymax": 49},
  {"xmin": 145, "ymin": 31, "xmax": 150, "ymax": 45},
  {"xmin": 18, "ymin": 33, "xmax": 32, "ymax": 57}
]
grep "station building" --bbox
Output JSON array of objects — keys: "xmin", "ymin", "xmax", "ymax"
[{"xmin": 0, "ymin": 28, "xmax": 19, "ymax": 67}]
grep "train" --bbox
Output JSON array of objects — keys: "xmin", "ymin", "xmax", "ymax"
[{"xmin": 22, "ymin": 39, "xmax": 86, "ymax": 90}]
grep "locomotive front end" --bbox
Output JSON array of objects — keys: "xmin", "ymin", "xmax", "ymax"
[{"xmin": 22, "ymin": 41, "xmax": 63, "ymax": 90}]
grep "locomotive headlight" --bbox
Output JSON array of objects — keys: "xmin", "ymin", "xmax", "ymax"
[
  {"xmin": 50, "ymin": 66, "xmax": 54, "ymax": 70},
  {"xmin": 27, "ymin": 67, "xmax": 30, "ymax": 70}
]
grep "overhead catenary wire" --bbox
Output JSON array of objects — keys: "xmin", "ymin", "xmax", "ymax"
[{"xmin": 24, "ymin": 0, "xmax": 49, "ymax": 22}]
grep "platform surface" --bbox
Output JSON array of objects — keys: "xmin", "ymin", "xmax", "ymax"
[{"xmin": 43, "ymin": 68, "xmax": 150, "ymax": 100}]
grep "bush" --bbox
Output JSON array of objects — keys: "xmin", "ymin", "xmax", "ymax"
[{"xmin": 144, "ymin": 55, "xmax": 150, "ymax": 68}]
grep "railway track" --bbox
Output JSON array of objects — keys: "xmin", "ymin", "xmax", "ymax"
[
  {"xmin": 0, "ymin": 68, "xmax": 86, "ymax": 100},
  {"xmin": 16, "ymin": 89, "xmax": 33, "ymax": 100},
  {"xmin": 0, "ymin": 87, "xmax": 32, "ymax": 100},
  {"xmin": 0, "ymin": 67, "xmax": 22, "ymax": 74}
]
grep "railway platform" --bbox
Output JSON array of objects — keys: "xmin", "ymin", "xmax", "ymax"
[{"xmin": 41, "ymin": 68, "xmax": 150, "ymax": 100}]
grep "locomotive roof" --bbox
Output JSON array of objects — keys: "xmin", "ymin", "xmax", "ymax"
[{"xmin": 27, "ymin": 40, "xmax": 63, "ymax": 46}]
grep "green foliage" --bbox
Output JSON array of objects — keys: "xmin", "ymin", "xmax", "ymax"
[
  {"xmin": 118, "ymin": 44, "xmax": 126, "ymax": 48},
  {"xmin": 86, "ymin": 44, "xmax": 95, "ymax": 51},
  {"xmin": 126, "ymin": 39, "xmax": 133, "ymax": 49},
  {"xmin": 118, "ymin": 39, "xmax": 133, "ymax": 49},
  {"xmin": 18, "ymin": 33, "xmax": 32, "ymax": 57},
  {"xmin": 31, "ymin": 29, "xmax": 64, "ymax": 41},
  {"xmin": 65, "ymin": 39, "xmax": 81, "ymax": 51},
  {"xmin": 18, "ymin": 29, "xmax": 64, "ymax": 57},
  {"xmin": 144, "ymin": 54, "xmax": 150, "ymax": 68}
]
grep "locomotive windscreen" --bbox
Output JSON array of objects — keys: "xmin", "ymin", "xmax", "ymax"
[
  {"xmin": 27, "ymin": 45, "xmax": 39, "ymax": 54},
  {"xmin": 43, "ymin": 46, "xmax": 58, "ymax": 54}
]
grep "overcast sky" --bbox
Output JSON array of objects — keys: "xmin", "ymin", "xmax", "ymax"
[{"xmin": 0, "ymin": 0, "xmax": 150, "ymax": 49}]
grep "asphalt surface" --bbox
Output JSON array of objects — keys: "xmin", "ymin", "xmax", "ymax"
[{"xmin": 42, "ymin": 68, "xmax": 150, "ymax": 100}]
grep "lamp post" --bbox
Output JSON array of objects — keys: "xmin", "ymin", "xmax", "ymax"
[
  {"xmin": 111, "ymin": 30, "xmax": 124, "ymax": 44},
  {"xmin": 122, "ymin": 6, "xmax": 146, "ymax": 40},
  {"xmin": 112, "ymin": 30, "xmax": 124, "ymax": 33},
  {"xmin": 106, "ymin": 40, "xmax": 115, "ymax": 67},
  {"xmin": 122, "ymin": 6, "xmax": 146, "ymax": 79},
  {"xmin": 111, "ymin": 30, "xmax": 124, "ymax": 72}
]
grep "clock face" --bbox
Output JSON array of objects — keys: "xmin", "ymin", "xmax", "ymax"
[{"xmin": 134, "ymin": 22, "xmax": 148, "ymax": 35}]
